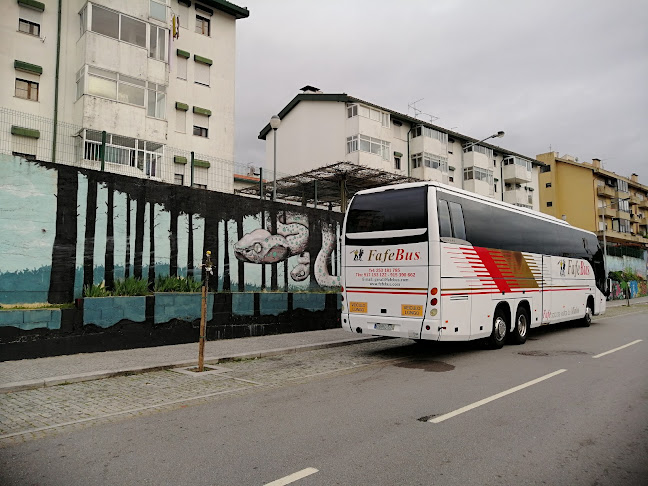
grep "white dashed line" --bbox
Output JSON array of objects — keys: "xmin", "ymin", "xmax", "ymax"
[
  {"xmin": 265, "ymin": 467, "xmax": 319, "ymax": 485},
  {"xmin": 592, "ymin": 339, "xmax": 642, "ymax": 359},
  {"xmin": 429, "ymin": 369, "xmax": 567, "ymax": 423}
]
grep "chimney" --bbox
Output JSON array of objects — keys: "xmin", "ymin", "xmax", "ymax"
[
  {"xmin": 631, "ymin": 173, "xmax": 638, "ymax": 182},
  {"xmin": 591, "ymin": 158, "xmax": 601, "ymax": 168},
  {"xmin": 300, "ymin": 85, "xmax": 322, "ymax": 94}
]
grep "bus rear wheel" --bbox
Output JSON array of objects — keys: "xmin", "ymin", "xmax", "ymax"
[
  {"xmin": 488, "ymin": 309, "xmax": 508, "ymax": 349},
  {"xmin": 510, "ymin": 307, "xmax": 529, "ymax": 345}
]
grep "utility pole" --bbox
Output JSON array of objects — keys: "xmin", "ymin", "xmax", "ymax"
[{"xmin": 198, "ymin": 250, "xmax": 212, "ymax": 372}]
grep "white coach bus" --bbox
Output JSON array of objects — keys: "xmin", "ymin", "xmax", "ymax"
[{"xmin": 340, "ymin": 182, "xmax": 607, "ymax": 348}]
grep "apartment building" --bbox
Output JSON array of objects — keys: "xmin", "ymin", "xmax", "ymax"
[
  {"xmin": 1, "ymin": 0, "xmax": 248, "ymax": 192},
  {"xmin": 258, "ymin": 87, "xmax": 543, "ymax": 210},
  {"xmin": 537, "ymin": 152, "xmax": 648, "ymax": 273}
]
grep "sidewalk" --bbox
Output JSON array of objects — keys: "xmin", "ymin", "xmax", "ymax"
[
  {"xmin": 0, "ymin": 328, "xmax": 382, "ymax": 393},
  {"xmin": 606, "ymin": 295, "xmax": 648, "ymax": 308}
]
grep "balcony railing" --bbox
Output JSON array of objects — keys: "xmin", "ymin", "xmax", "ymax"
[{"xmin": 502, "ymin": 163, "xmax": 531, "ymax": 184}]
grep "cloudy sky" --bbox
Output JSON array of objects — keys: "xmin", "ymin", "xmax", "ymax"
[{"xmin": 234, "ymin": 0, "xmax": 648, "ymax": 182}]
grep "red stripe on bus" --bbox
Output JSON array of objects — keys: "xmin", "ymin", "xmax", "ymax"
[
  {"xmin": 346, "ymin": 290, "xmax": 428, "ymax": 295},
  {"xmin": 473, "ymin": 247, "xmax": 512, "ymax": 293}
]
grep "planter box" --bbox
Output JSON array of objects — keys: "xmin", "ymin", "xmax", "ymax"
[
  {"xmin": 83, "ymin": 296, "xmax": 146, "ymax": 328},
  {"xmin": 154, "ymin": 292, "xmax": 213, "ymax": 324}
]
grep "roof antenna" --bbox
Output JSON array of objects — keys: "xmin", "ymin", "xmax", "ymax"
[{"xmin": 408, "ymin": 98, "xmax": 439, "ymax": 122}]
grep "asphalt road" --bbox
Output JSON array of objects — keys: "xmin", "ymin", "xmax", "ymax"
[{"xmin": 1, "ymin": 307, "xmax": 646, "ymax": 486}]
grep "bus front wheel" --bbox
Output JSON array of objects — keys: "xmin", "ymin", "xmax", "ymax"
[
  {"xmin": 581, "ymin": 300, "xmax": 593, "ymax": 327},
  {"xmin": 510, "ymin": 307, "xmax": 529, "ymax": 345},
  {"xmin": 488, "ymin": 309, "xmax": 508, "ymax": 349}
]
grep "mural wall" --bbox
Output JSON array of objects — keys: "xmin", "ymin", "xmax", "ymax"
[{"xmin": 0, "ymin": 155, "xmax": 343, "ymax": 305}]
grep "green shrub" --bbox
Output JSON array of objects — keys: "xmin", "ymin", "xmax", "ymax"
[
  {"xmin": 154, "ymin": 275, "xmax": 203, "ymax": 292},
  {"xmin": 112, "ymin": 277, "xmax": 150, "ymax": 296},
  {"xmin": 83, "ymin": 283, "xmax": 111, "ymax": 297}
]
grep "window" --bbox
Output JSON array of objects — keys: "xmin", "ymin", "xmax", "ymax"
[
  {"xmin": 346, "ymin": 187, "xmax": 427, "ymax": 235},
  {"xmin": 463, "ymin": 166, "xmax": 493, "ymax": 184},
  {"xmin": 19, "ymin": 18, "xmax": 40, "ymax": 36},
  {"xmin": 81, "ymin": 66, "xmax": 153, "ymax": 109},
  {"xmin": 174, "ymin": 173, "xmax": 184, "ymax": 185},
  {"xmin": 120, "ymin": 16, "xmax": 146, "ymax": 47},
  {"xmin": 193, "ymin": 113, "xmax": 208, "ymax": 137},
  {"xmin": 503, "ymin": 157, "xmax": 532, "ymax": 171},
  {"xmin": 412, "ymin": 152, "xmax": 448, "ymax": 171},
  {"xmin": 150, "ymin": 0, "xmax": 167, "ymax": 21},
  {"xmin": 449, "ymin": 176, "xmax": 454, "ymax": 183},
  {"xmin": 463, "ymin": 143, "xmax": 493, "ymax": 158},
  {"xmin": 411, "ymin": 126, "xmax": 448, "ymax": 144},
  {"xmin": 15, "ymin": 79, "xmax": 38, "ymax": 101},
  {"xmin": 177, "ymin": 56, "xmax": 187, "ymax": 79},
  {"xmin": 91, "ymin": 5, "xmax": 119, "ymax": 38},
  {"xmin": 193, "ymin": 126, "xmax": 208, "ymax": 137},
  {"xmin": 540, "ymin": 165, "xmax": 551, "ymax": 173},
  {"xmin": 175, "ymin": 109, "xmax": 186, "ymax": 133},
  {"xmin": 394, "ymin": 157, "xmax": 401, "ymax": 170},
  {"xmin": 448, "ymin": 201, "xmax": 466, "ymax": 240},
  {"xmin": 82, "ymin": 130, "xmax": 163, "ymax": 172},
  {"xmin": 196, "ymin": 15, "xmax": 210, "ymax": 35},
  {"xmin": 547, "ymin": 202, "xmax": 553, "ymax": 207},
  {"xmin": 79, "ymin": 5, "xmax": 87, "ymax": 36},
  {"xmin": 193, "ymin": 183, "xmax": 207, "ymax": 189},
  {"xmin": 347, "ymin": 104, "xmax": 358, "ymax": 118},
  {"xmin": 546, "ymin": 182, "xmax": 552, "ymax": 188},
  {"xmin": 149, "ymin": 25, "xmax": 168, "ymax": 61},
  {"xmin": 351, "ymin": 105, "xmax": 390, "ymax": 127},
  {"xmin": 347, "ymin": 135, "xmax": 389, "ymax": 160},
  {"xmin": 147, "ymin": 82, "xmax": 166, "ymax": 119},
  {"xmin": 616, "ymin": 179, "xmax": 629, "ymax": 193},
  {"xmin": 195, "ymin": 61, "xmax": 210, "ymax": 86}
]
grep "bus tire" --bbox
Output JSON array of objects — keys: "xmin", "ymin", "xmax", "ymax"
[
  {"xmin": 581, "ymin": 299, "xmax": 593, "ymax": 327},
  {"xmin": 488, "ymin": 308, "xmax": 508, "ymax": 349},
  {"xmin": 510, "ymin": 306, "xmax": 529, "ymax": 345}
]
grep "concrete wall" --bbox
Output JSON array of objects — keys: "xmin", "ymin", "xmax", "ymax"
[{"xmin": 0, "ymin": 154, "xmax": 343, "ymax": 305}]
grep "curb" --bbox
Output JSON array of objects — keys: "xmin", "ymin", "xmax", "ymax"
[{"xmin": 0, "ymin": 335, "xmax": 387, "ymax": 394}]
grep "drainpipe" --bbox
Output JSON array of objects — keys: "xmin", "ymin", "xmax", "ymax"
[
  {"xmin": 52, "ymin": 0, "xmax": 62, "ymax": 163},
  {"xmin": 406, "ymin": 127, "xmax": 412, "ymax": 178}
]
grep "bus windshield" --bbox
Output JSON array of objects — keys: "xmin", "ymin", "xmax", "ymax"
[{"xmin": 345, "ymin": 186, "xmax": 427, "ymax": 234}]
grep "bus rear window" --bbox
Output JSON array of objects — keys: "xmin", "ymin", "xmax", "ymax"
[{"xmin": 346, "ymin": 187, "xmax": 427, "ymax": 233}]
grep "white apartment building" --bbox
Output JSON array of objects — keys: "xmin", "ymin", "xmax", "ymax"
[
  {"xmin": 1, "ymin": 0, "xmax": 248, "ymax": 192},
  {"xmin": 259, "ymin": 87, "xmax": 542, "ymax": 210}
]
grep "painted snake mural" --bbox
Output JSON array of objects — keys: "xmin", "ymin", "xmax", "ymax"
[{"xmin": 234, "ymin": 213, "xmax": 340, "ymax": 287}]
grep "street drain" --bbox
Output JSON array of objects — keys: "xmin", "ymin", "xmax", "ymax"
[{"xmin": 395, "ymin": 359, "xmax": 455, "ymax": 372}]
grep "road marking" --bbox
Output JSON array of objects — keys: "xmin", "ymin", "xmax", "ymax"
[
  {"xmin": 592, "ymin": 339, "xmax": 642, "ymax": 359},
  {"xmin": 429, "ymin": 369, "xmax": 567, "ymax": 423},
  {"xmin": 265, "ymin": 468, "xmax": 319, "ymax": 485}
]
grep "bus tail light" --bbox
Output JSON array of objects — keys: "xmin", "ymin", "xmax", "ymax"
[
  {"xmin": 431, "ymin": 298, "xmax": 438, "ymax": 306},
  {"xmin": 430, "ymin": 288, "xmax": 438, "ymax": 295},
  {"xmin": 341, "ymin": 286, "xmax": 344, "ymax": 292}
]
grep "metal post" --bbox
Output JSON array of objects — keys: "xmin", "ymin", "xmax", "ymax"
[
  {"xmin": 190, "ymin": 151, "xmax": 195, "ymax": 188},
  {"xmin": 259, "ymin": 167, "xmax": 264, "ymax": 200},
  {"xmin": 314, "ymin": 180, "xmax": 318, "ymax": 208},
  {"xmin": 272, "ymin": 128, "xmax": 277, "ymax": 201},
  {"xmin": 198, "ymin": 250, "xmax": 212, "ymax": 372},
  {"xmin": 100, "ymin": 130, "xmax": 106, "ymax": 171}
]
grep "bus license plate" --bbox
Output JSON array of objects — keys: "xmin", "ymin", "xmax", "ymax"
[
  {"xmin": 374, "ymin": 323, "xmax": 394, "ymax": 331},
  {"xmin": 349, "ymin": 302, "xmax": 367, "ymax": 313}
]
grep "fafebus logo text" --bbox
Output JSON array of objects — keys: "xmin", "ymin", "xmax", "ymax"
[
  {"xmin": 559, "ymin": 258, "xmax": 590, "ymax": 277},
  {"xmin": 367, "ymin": 249, "xmax": 420, "ymax": 262}
]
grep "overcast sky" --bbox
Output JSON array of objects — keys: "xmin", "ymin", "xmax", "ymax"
[{"xmin": 234, "ymin": 0, "xmax": 648, "ymax": 182}]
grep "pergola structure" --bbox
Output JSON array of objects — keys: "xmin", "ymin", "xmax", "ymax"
[{"xmin": 235, "ymin": 161, "xmax": 422, "ymax": 210}]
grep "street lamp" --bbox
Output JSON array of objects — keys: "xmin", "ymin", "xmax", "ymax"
[
  {"xmin": 270, "ymin": 115, "xmax": 281, "ymax": 201},
  {"xmin": 463, "ymin": 130, "xmax": 505, "ymax": 151}
]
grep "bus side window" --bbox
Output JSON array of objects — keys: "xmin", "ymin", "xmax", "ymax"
[
  {"xmin": 438, "ymin": 200, "xmax": 452, "ymax": 237},
  {"xmin": 448, "ymin": 202, "xmax": 466, "ymax": 240}
]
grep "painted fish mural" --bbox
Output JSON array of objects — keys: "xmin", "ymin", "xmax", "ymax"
[{"xmin": 234, "ymin": 213, "xmax": 340, "ymax": 287}]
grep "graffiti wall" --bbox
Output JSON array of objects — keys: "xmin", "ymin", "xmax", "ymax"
[
  {"xmin": 607, "ymin": 280, "xmax": 648, "ymax": 300},
  {"xmin": 0, "ymin": 155, "xmax": 343, "ymax": 305}
]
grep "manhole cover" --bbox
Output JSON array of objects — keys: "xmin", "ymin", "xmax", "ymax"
[{"xmin": 518, "ymin": 350, "xmax": 589, "ymax": 357}]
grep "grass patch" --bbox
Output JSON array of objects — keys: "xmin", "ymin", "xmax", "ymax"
[{"xmin": 154, "ymin": 275, "xmax": 203, "ymax": 293}]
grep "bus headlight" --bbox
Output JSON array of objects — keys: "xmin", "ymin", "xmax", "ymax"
[{"xmin": 430, "ymin": 309, "xmax": 438, "ymax": 317}]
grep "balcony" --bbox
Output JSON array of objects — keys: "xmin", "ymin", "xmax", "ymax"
[
  {"xmin": 596, "ymin": 229, "xmax": 648, "ymax": 245},
  {"xmin": 630, "ymin": 194, "xmax": 640, "ymax": 205},
  {"xmin": 640, "ymin": 198, "xmax": 648, "ymax": 209},
  {"xmin": 412, "ymin": 166, "xmax": 443, "ymax": 182},
  {"xmin": 601, "ymin": 207, "xmax": 616, "ymax": 218},
  {"xmin": 463, "ymin": 149, "xmax": 490, "ymax": 169},
  {"xmin": 502, "ymin": 163, "xmax": 531, "ymax": 184},
  {"xmin": 597, "ymin": 185, "xmax": 615, "ymax": 198},
  {"xmin": 503, "ymin": 188, "xmax": 533, "ymax": 206},
  {"xmin": 463, "ymin": 178, "xmax": 492, "ymax": 197}
]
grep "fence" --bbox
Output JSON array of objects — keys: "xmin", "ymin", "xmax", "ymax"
[{"xmin": 0, "ymin": 107, "xmax": 236, "ymax": 193}]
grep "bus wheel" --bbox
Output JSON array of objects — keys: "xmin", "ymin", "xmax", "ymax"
[
  {"xmin": 488, "ymin": 309, "xmax": 508, "ymax": 349},
  {"xmin": 581, "ymin": 300, "xmax": 593, "ymax": 327},
  {"xmin": 510, "ymin": 307, "xmax": 529, "ymax": 345}
]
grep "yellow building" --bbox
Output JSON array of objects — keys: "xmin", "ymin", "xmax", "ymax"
[{"xmin": 537, "ymin": 152, "xmax": 648, "ymax": 250}]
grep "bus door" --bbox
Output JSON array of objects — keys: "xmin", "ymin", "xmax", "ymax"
[
  {"xmin": 343, "ymin": 187, "xmax": 429, "ymax": 339},
  {"xmin": 541, "ymin": 255, "xmax": 552, "ymax": 324}
]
